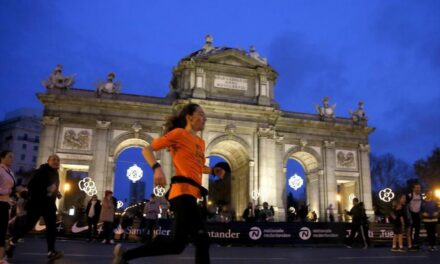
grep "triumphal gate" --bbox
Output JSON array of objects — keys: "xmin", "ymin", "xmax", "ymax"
[{"xmin": 37, "ymin": 36, "xmax": 374, "ymax": 221}]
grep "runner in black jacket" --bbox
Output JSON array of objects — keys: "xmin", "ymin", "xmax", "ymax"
[
  {"xmin": 345, "ymin": 198, "xmax": 369, "ymax": 248},
  {"xmin": 6, "ymin": 155, "xmax": 64, "ymax": 261}
]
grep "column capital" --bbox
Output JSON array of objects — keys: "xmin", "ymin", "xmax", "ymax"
[
  {"xmin": 323, "ymin": 140, "xmax": 335, "ymax": 148},
  {"xmin": 42, "ymin": 116, "xmax": 59, "ymax": 126},
  {"xmin": 359, "ymin": 144, "xmax": 370, "ymax": 152},
  {"xmin": 96, "ymin": 120, "xmax": 111, "ymax": 129}
]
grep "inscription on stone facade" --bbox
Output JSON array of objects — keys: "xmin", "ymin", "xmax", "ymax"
[
  {"xmin": 214, "ymin": 75, "xmax": 248, "ymax": 91},
  {"xmin": 62, "ymin": 127, "xmax": 92, "ymax": 150},
  {"xmin": 336, "ymin": 150, "xmax": 357, "ymax": 169}
]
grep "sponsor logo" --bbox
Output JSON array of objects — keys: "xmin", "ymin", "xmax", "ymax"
[
  {"xmin": 34, "ymin": 220, "xmax": 46, "ymax": 231},
  {"xmin": 34, "ymin": 220, "xmax": 62, "ymax": 232},
  {"xmin": 207, "ymin": 229, "xmax": 240, "ymax": 239},
  {"xmin": 299, "ymin": 227, "xmax": 312, "ymax": 240},
  {"xmin": 56, "ymin": 223, "xmax": 64, "ymax": 232},
  {"xmin": 249, "ymin": 226, "xmax": 262, "ymax": 240},
  {"xmin": 71, "ymin": 222, "xmax": 89, "ymax": 233},
  {"xmin": 114, "ymin": 224, "xmax": 125, "ymax": 235}
]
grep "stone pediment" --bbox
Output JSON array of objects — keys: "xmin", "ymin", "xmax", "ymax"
[{"xmin": 201, "ymin": 50, "xmax": 268, "ymax": 68}]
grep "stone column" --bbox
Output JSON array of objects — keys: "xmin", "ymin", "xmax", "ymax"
[
  {"xmin": 192, "ymin": 67, "xmax": 206, "ymax": 98},
  {"xmin": 274, "ymin": 138, "xmax": 285, "ymax": 221},
  {"xmin": 257, "ymin": 73, "xmax": 270, "ymax": 106},
  {"xmin": 359, "ymin": 144, "xmax": 374, "ymax": 217},
  {"xmin": 308, "ymin": 172, "xmax": 320, "ymax": 219},
  {"xmin": 258, "ymin": 127, "xmax": 285, "ymax": 220},
  {"xmin": 93, "ymin": 121, "xmax": 111, "ymax": 195},
  {"xmin": 323, "ymin": 140, "xmax": 337, "ymax": 219},
  {"xmin": 317, "ymin": 169, "xmax": 326, "ymax": 221},
  {"xmin": 38, "ymin": 116, "xmax": 60, "ymax": 166},
  {"xmin": 258, "ymin": 136, "xmax": 275, "ymax": 204}
]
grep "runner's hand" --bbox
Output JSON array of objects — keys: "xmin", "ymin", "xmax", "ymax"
[{"xmin": 154, "ymin": 167, "xmax": 167, "ymax": 186}]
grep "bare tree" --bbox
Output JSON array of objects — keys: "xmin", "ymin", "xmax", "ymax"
[
  {"xmin": 414, "ymin": 147, "xmax": 440, "ymax": 189},
  {"xmin": 370, "ymin": 153, "xmax": 415, "ymax": 193}
]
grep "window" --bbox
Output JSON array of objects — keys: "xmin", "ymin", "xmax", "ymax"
[
  {"xmin": 21, "ymin": 154, "xmax": 25, "ymax": 161},
  {"xmin": 32, "ymin": 156, "xmax": 37, "ymax": 162},
  {"xmin": 22, "ymin": 144, "xmax": 27, "ymax": 150},
  {"xmin": 33, "ymin": 146, "xmax": 38, "ymax": 151},
  {"xmin": 23, "ymin": 134, "xmax": 28, "ymax": 140},
  {"xmin": 35, "ymin": 136, "xmax": 40, "ymax": 143}
]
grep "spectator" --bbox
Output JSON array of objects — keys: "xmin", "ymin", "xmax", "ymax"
[
  {"xmin": 326, "ymin": 204, "xmax": 335, "ymax": 222},
  {"xmin": 100, "ymin": 190, "xmax": 116, "ymax": 244},
  {"xmin": 219, "ymin": 205, "xmax": 232, "ymax": 223},
  {"xmin": 86, "ymin": 194, "xmax": 101, "ymax": 242},
  {"xmin": 421, "ymin": 190, "xmax": 439, "ymax": 252},
  {"xmin": 242, "ymin": 202, "xmax": 256, "ymax": 223},
  {"xmin": 258, "ymin": 202, "xmax": 274, "ymax": 222},
  {"xmin": 390, "ymin": 199, "xmax": 405, "ymax": 252},
  {"xmin": 398, "ymin": 195, "xmax": 413, "ymax": 250},
  {"xmin": 406, "ymin": 183, "xmax": 423, "ymax": 249},
  {"xmin": 142, "ymin": 194, "xmax": 160, "ymax": 242}
]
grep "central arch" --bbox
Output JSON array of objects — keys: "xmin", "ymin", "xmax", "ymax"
[
  {"xmin": 206, "ymin": 135, "xmax": 251, "ymax": 218},
  {"xmin": 107, "ymin": 131, "xmax": 154, "ymax": 197},
  {"xmin": 284, "ymin": 146, "xmax": 323, "ymax": 220}
]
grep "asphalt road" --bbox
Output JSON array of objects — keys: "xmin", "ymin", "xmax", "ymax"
[{"xmin": 6, "ymin": 238, "xmax": 440, "ymax": 264}]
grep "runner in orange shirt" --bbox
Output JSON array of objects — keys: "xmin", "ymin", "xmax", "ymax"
[{"xmin": 113, "ymin": 103, "xmax": 225, "ymax": 264}]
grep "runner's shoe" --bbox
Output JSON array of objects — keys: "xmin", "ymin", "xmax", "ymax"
[{"xmin": 47, "ymin": 250, "xmax": 64, "ymax": 261}]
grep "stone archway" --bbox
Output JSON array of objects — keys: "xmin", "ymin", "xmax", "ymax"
[
  {"xmin": 206, "ymin": 135, "xmax": 251, "ymax": 218},
  {"xmin": 107, "ymin": 132, "xmax": 154, "ymax": 193},
  {"xmin": 284, "ymin": 146, "xmax": 323, "ymax": 219}
]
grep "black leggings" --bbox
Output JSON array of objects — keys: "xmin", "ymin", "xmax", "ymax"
[
  {"xmin": 11, "ymin": 202, "xmax": 57, "ymax": 252},
  {"xmin": 123, "ymin": 195, "xmax": 210, "ymax": 264},
  {"xmin": 0, "ymin": 202, "xmax": 10, "ymax": 247},
  {"xmin": 410, "ymin": 212, "xmax": 421, "ymax": 245},
  {"xmin": 87, "ymin": 218, "xmax": 99, "ymax": 239}
]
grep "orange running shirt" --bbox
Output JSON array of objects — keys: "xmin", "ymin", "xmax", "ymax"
[{"xmin": 151, "ymin": 128, "xmax": 205, "ymax": 200}]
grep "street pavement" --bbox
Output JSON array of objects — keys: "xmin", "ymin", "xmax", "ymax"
[{"xmin": 6, "ymin": 238, "xmax": 440, "ymax": 264}]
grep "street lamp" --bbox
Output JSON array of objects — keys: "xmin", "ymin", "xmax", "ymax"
[
  {"xmin": 434, "ymin": 189, "xmax": 440, "ymax": 199},
  {"xmin": 64, "ymin": 183, "xmax": 71, "ymax": 192}
]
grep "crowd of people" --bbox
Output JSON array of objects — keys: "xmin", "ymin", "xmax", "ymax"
[{"xmin": 0, "ymin": 152, "xmax": 65, "ymax": 264}]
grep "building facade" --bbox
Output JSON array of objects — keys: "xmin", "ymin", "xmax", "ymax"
[
  {"xmin": 0, "ymin": 109, "xmax": 42, "ymax": 183},
  {"xmin": 37, "ymin": 37, "xmax": 374, "ymax": 221}
]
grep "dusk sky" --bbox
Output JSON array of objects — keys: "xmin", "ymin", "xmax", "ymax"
[{"xmin": 1, "ymin": 0, "xmax": 439, "ymax": 168}]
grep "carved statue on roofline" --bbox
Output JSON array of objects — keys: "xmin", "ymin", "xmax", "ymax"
[
  {"xmin": 42, "ymin": 64, "xmax": 75, "ymax": 89},
  {"xmin": 315, "ymin": 96, "xmax": 336, "ymax": 121},
  {"xmin": 96, "ymin": 72, "xmax": 121, "ymax": 95},
  {"xmin": 349, "ymin": 101, "xmax": 368, "ymax": 125}
]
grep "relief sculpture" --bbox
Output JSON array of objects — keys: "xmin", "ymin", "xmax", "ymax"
[
  {"xmin": 337, "ymin": 151, "xmax": 356, "ymax": 168},
  {"xmin": 63, "ymin": 129, "xmax": 91, "ymax": 150}
]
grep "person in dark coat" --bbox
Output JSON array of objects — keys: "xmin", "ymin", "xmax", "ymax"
[
  {"xmin": 86, "ymin": 194, "xmax": 102, "ymax": 242},
  {"xmin": 345, "ymin": 198, "xmax": 369, "ymax": 248},
  {"xmin": 242, "ymin": 202, "xmax": 256, "ymax": 223},
  {"xmin": 6, "ymin": 155, "xmax": 64, "ymax": 261}
]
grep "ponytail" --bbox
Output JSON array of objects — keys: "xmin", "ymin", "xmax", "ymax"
[{"xmin": 164, "ymin": 103, "xmax": 200, "ymax": 133}]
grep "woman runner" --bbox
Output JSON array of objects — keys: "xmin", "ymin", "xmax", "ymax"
[{"xmin": 113, "ymin": 103, "xmax": 225, "ymax": 264}]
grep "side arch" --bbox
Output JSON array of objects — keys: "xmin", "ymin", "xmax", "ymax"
[
  {"xmin": 110, "ymin": 131, "xmax": 154, "ymax": 159},
  {"xmin": 283, "ymin": 146, "xmax": 322, "ymax": 173}
]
